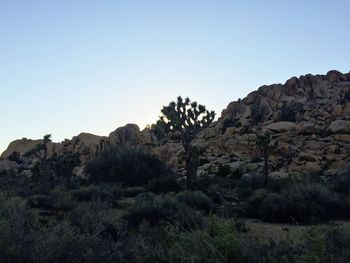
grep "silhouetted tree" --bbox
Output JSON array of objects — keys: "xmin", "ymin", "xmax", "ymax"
[
  {"xmin": 25, "ymin": 134, "xmax": 55, "ymax": 188},
  {"xmin": 256, "ymin": 131, "xmax": 272, "ymax": 187},
  {"xmin": 8, "ymin": 151, "xmax": 21, "ymax": 163},
  {"xmin": 55, "ymin": 151, "xmax": 81, "ymax": 190},
  {"xmin": 25, "ymin": 134, "xmax": 52, "ymax": 163},
  {"xmin": 158, "ymin": 96, "xmax": 215, "ymax": 190}
]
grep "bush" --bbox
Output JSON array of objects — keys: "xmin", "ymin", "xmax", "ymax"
[
  {"xmin": 34, "ymin": 221, "xmax": 126, "ymax": 263},
  {"xmin": 27, "ymin": 194, "xmax": 53, "ymax": 209},
  {"xmin": 147, "ymin": 175, "xmax": 182, "ymax": 193},
  {"xmin": 51, "ymin": 190, "xmax": 75, "ymax": 212},
  {"xmin": 167, "ymin": 216, "xmax": 240, "ymax": 262},
  {"xmin": 85, "ymin": 147, "xmax": 172, "ymax": 186},
  {"xmin": 0, "ymin": 195, "xmax": 37, "ymax": 262},
  {"xmin": 324, "ymin": 226, "xmax": 350, "ymax": 262},
  {"xmin": 122, "ymin": 186, "xmax": 146, "ymax": 197},
  {"xmin": 250, "ymin": 103, "xmax": 269, "ymax": 125},
  {"xmin": 124, "ymin": 193, "xmax": 178, "ymax": 227},
  {"xmin": 172, "ymin": 205, "xmax": 207, "ymax": 231},
  {"xmin": 67, "ymin": 201, "xmax": 113, "ymax": 234},
  {"xmin": 176, "ymin": 191, "xmax": 214, "ymax": 214},
  {"xmin": 245, "ymin": 189, "xmax": 271, "ymax": 218},
  {"xmin": 260, "ymin": 182, "xmax": 350, "ymax": 223},
  {"xmin": 72, "ymin": 184, "xmax": 123, "ymax": 202}
]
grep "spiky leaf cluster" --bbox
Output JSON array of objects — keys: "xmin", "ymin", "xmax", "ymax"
[
  {"xmin": 256, "ymin": 131, "xmax": 271, "ymax": 150},
  {"xmin": 24, "ymin": 134, "xmax": 52, "ymax": 161},
  {"xmin": 160, "ymin": 96, "xmax": 215, "ymax": 141},
  {"xmin": 55, "ymin": 151, "xmax": 81, "ymax": 177}
]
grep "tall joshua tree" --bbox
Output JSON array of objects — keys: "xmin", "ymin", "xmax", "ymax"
[
  {"xmin": 159, "ymin": 96, "xmax": 215, "ymax": 190},
  {"xmin": 256, "ymin": 131, "xmax": 272, "ymax": 187}
]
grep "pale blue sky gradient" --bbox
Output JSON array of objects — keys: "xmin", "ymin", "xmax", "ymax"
[{"xmin": 1, "ymin": 0, "xmax": 349, "ymax": 153}]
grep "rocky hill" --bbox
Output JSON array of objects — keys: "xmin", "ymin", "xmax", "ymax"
[{"xmin": 1, "ymin": 70, "xmax": 349, "ymax": 179}]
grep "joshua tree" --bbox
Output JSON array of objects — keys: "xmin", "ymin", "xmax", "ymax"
[
  {"xmin": 158, "ymin": 96, "xmax": 215, "ymax": 190},
  {"xmin": 25, "ymin": 134, "xmax": 52, "ymax": 163},
  {"xmin": 25, "ymin": 134, "xmax": 55, "ymax": 187},
  {"xmin": 55, "ymin": 151, "xmax": 81, "ymax": 190},
  {"xmin": 256, "ymin": 131, "xmax": 272, "ymax": 187}
]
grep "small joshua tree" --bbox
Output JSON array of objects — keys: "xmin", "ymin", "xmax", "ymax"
[
  {"xmin": 55, "ymin": 151, "xmax": 81, "ymax": 190},
  {"xmin": 159, "ymin": 96, "xmax": 215, "ymax": 190},
  {"xmin": 25, "ymin": 134, "xmax": 52, "ymax": 163},
  {"xmin": 25, "ymin": 134, "xmax": 55, "ymax": 187}
]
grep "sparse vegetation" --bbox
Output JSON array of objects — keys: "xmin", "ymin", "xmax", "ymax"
[{"xmin": 1, "ymin": 89, "xmax": 350, "ymax": 262}]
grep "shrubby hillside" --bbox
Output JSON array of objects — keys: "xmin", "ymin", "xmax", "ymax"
[{"xmin": 0, "ymin": 70, "xmax": 350, "ymax": 262}]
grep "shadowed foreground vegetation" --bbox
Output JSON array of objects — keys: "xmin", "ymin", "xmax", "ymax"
[{"xmin": 1, "ymin": 146, "xmax": 350, "ymax": 263}]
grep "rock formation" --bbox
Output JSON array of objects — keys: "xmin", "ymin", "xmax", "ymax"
[{"xmin": 1, "ymin": 70, "xmax": 349, "ymax": 180}]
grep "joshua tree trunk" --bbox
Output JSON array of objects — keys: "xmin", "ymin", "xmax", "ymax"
[
  {"xmin": 184, "ymin": 141, "xmax": 194, "ymax": 190},
  {"xmin": 65, "ymin": 174, "xmax": 71, "ymax": 191},
  {"xmin": 263, "ymin": 148, "xmax": 269, "ymax": 187}
]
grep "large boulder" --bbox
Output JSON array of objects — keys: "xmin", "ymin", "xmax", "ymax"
[
  {"xmin": 326, "ymin": 70, "xmax": 347, "ymax": 82},
  {"xmin": 108, "ymin": 124, "xmax": 141, "ymax": 145},
  {"xmin": 304, "ymin": 162, "xmax": 322, "ymax": 176},
  {"xmin": 265, "ymin": 122, "xmax": 298, "ymax": 133},
  {"xmin": 328, "ymin": 120, "xmax": 350, "ymax": 134},
  {"xmin": 298, "ymin": 122, "xmax": 321, "ymax": 135},
  {"xmin": 70, "ymin": 133, "xmax": 107, "ymax": 162}
]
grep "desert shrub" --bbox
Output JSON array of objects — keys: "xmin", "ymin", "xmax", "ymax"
[
  {"xmin": 324, "ymin": 226, "xmax": 350, "ymax": 262},
  {"xmin": 196, "ymin": 176, "xmax": 238, "ymax": 193},
  {"xmin": 278, "ymin": 102, "xmax": 300, "ymax": 122},
  {"xmin": 33, "ymin": 221, "xmax": 126, "ymax": 263},
  {"xmin": 232, "ymin": 186, "xmax": 254, "ymax": 199},
  {"xmin": 27, "ymin": 194, "xmax": 53, "ymax": 209},
  {"xmin": 250, "ymin": 103, "xmax": 269, "ymax": 125},
  {"xmin": 221, "ymin": 118, "xmax": 241, "ymax": 134},
  {"xmin": 328, "ymin": 165, "xmax": 350, "ymax": 194},
  {"xmin": 51, "ymin": 190, "xmax": 75, "ymax": 212},
  {"xmin": 85, "ymin": 147, "xmax": 172, "ymax": 186},
  {"xmin": 123, "ymin": 234, "xmax": 171, "ymax": 263},
  {"xmin": 176, "ymin": 191, "xmax": 214, "ymax": 214},
  {"xmin": 216, "ymin": 164, "xmax": 231, "ymax": 177},
  {"xmin": 66, "ymin": 201, "xmax": 117, "ymax": 234},
  {"xmin": 167, "ymin": 216, "xmax": 240, "ymax": 263},
  {"xmin": 72, "ymin": 184, "xmax": 122, "ymax": 202},
  {"xmin": 172, "ymin": 204, "xmax": 208, "ymax": 231},
  {"xmin": 245, "ymin": 189, "xmax": 270, "ymax": 217},
  {"xmin": 301, "ymin": 228, "xmax": 327, "ymax": 263},
  {"xmin": 239, "ymin": 236, "xmax": 307, "ymax": 263},
  {"xmin": 7, "ymin": 151, "xmax": 21, "ymax": 163},
  {"xmin": 147, "ymin": 175, "xmax": 183, "ymax": 193},
  {"xmin": 122, "ymin": 186, "xmax": 146, "ymax": 197},
  {"xmin": 124, "ymin": 193, "xmax": 178, "ymax": 227},
  {"xmin": 0, "ymin": 195, "xmax": 37, "ymax": 263},
  {"xmin": 260, "ymin": 182, "xmax": 350, "ymax": 223}
]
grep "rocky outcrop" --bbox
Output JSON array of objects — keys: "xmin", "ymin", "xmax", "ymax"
[
  {"xmin": 194, "ymin": 70, "xmax": 350, "ymax": 179},
  {"xmin": 1, "ymin": 70, "xmax": 350, "ymax": 181},
  {"xmin": 66, "ymin": 133, "xmax": 108, "ymax": 163},
  {"xmin": 108, "ymin": 124, "xmax": 157, "ymax": 146},
  {"xmin": 1, "ymin": 138, "xmax": 63, "ymax": 159}
]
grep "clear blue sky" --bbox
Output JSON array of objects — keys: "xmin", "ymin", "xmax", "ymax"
[{"xmin": 1, "ymin": 0, "xmax": 349, "ymax": 154}]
